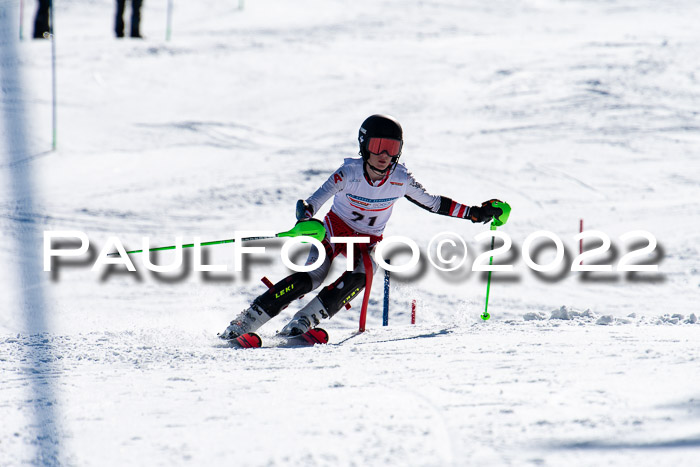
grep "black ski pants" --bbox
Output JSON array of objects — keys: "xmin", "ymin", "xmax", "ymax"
[{"xmin": 115, "ymin": 0, "xmax": 143, "ymax": 38}]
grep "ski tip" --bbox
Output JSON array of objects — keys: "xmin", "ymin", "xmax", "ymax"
[
  {"xmin": 304, "ymin": 327, "xmax": 329, "ymax": 345},
  {"xmin": 233, "ymin": 332, "xmax": 262, "ymax": 349},
  {"xmin": 277, "ymin": 327, "xmax": 329, "ymax": 347}
]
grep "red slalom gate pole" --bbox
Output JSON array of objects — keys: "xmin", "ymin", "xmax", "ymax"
[
  {"xmin": 411, "ymin": 299, "xmax": 416, "ymax": 324},
  {"xmin": 358, "ymin": 245, "xmax": 373, "ymax": 333}
]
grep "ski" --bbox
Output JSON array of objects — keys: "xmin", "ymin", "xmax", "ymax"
[
  {"xmin": 276, "ymin": 327, "xmax": 329, "ymax": 348},
  {"xmin": 225, "ymin": 328, "xmax": 329, "ymax": 349}
]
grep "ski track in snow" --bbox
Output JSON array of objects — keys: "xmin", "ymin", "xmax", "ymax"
[{"xmin": 2, "ymin": 0, "xmax": 700, "ymax": 465}]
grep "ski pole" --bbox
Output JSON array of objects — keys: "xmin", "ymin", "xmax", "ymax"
[
  {"xmin": 481, "ymin": 201, "xmax": 511, "ymax": 321},
  {"xmin": 107, "ymin": 219, "xmax": 326, "ymax": 257},
  {"xmin": 481, "ymin": 223, "xmax": 497, "ymax": 321}
]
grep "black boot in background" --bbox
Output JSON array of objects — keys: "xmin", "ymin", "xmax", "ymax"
[
  {"xmin": 130, "ymin": 0, "xmax": 143, "ymax": 38},
  {"xmin": 115, "ymin": 0, "xmax": 126, "ymax": 37},
  {"xmin": 33, "ymin": 0, "xmax": 51, "ymax": 39}
]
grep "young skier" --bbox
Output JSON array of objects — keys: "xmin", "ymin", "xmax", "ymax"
[{"xmin": 220, "ymin": 114, "xmax": 504, "ymax": 339}]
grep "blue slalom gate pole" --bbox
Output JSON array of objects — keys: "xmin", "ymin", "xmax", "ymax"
[{"xmin": 382, "ymin": 259, "xmax": 390, "ymax": 326}]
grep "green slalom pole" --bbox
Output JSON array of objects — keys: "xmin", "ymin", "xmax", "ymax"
[
  {"xmin": 166, "ymin": 0, "xmax": 173, "ymax": 41},
  {"xmin": 107, "ymin": 219, "xmax": 326, "ymax": 257},
  {"xmin": 481, "ymin": 202, "xmax": 511, "ymax": 321}
]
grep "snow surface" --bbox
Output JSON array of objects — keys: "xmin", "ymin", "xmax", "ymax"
[{"xmin": 1, "ymin": 0, "xmax": 700, "ymax": 465}]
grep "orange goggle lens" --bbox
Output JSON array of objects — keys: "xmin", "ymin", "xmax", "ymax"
[{"xmin": 366, "ymin": 137, "xmax": 402, "ymax": 157}]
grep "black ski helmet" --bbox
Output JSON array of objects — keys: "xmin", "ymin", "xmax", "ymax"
[{"xmin": 358, "ymin": 114, "xmax": 403, "ymax": 163}]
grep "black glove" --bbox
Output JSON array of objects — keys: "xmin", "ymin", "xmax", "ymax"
[
  {"xmin": 467, "ymin": 199, "xmax": 503, "ymax": 224},
  {"xmin": 296, "ymin": 199, "xmax": 314, "ymax": 221}
]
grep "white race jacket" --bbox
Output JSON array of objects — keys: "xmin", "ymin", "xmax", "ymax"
[{"xmin": 305, "ymin": 158, "xmax": 469, "ymax": 236}]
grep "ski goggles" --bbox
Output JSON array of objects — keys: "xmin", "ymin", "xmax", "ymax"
[{"xmin": 366, "ymin": 137, "xmax": 402, "ymax": 157}]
